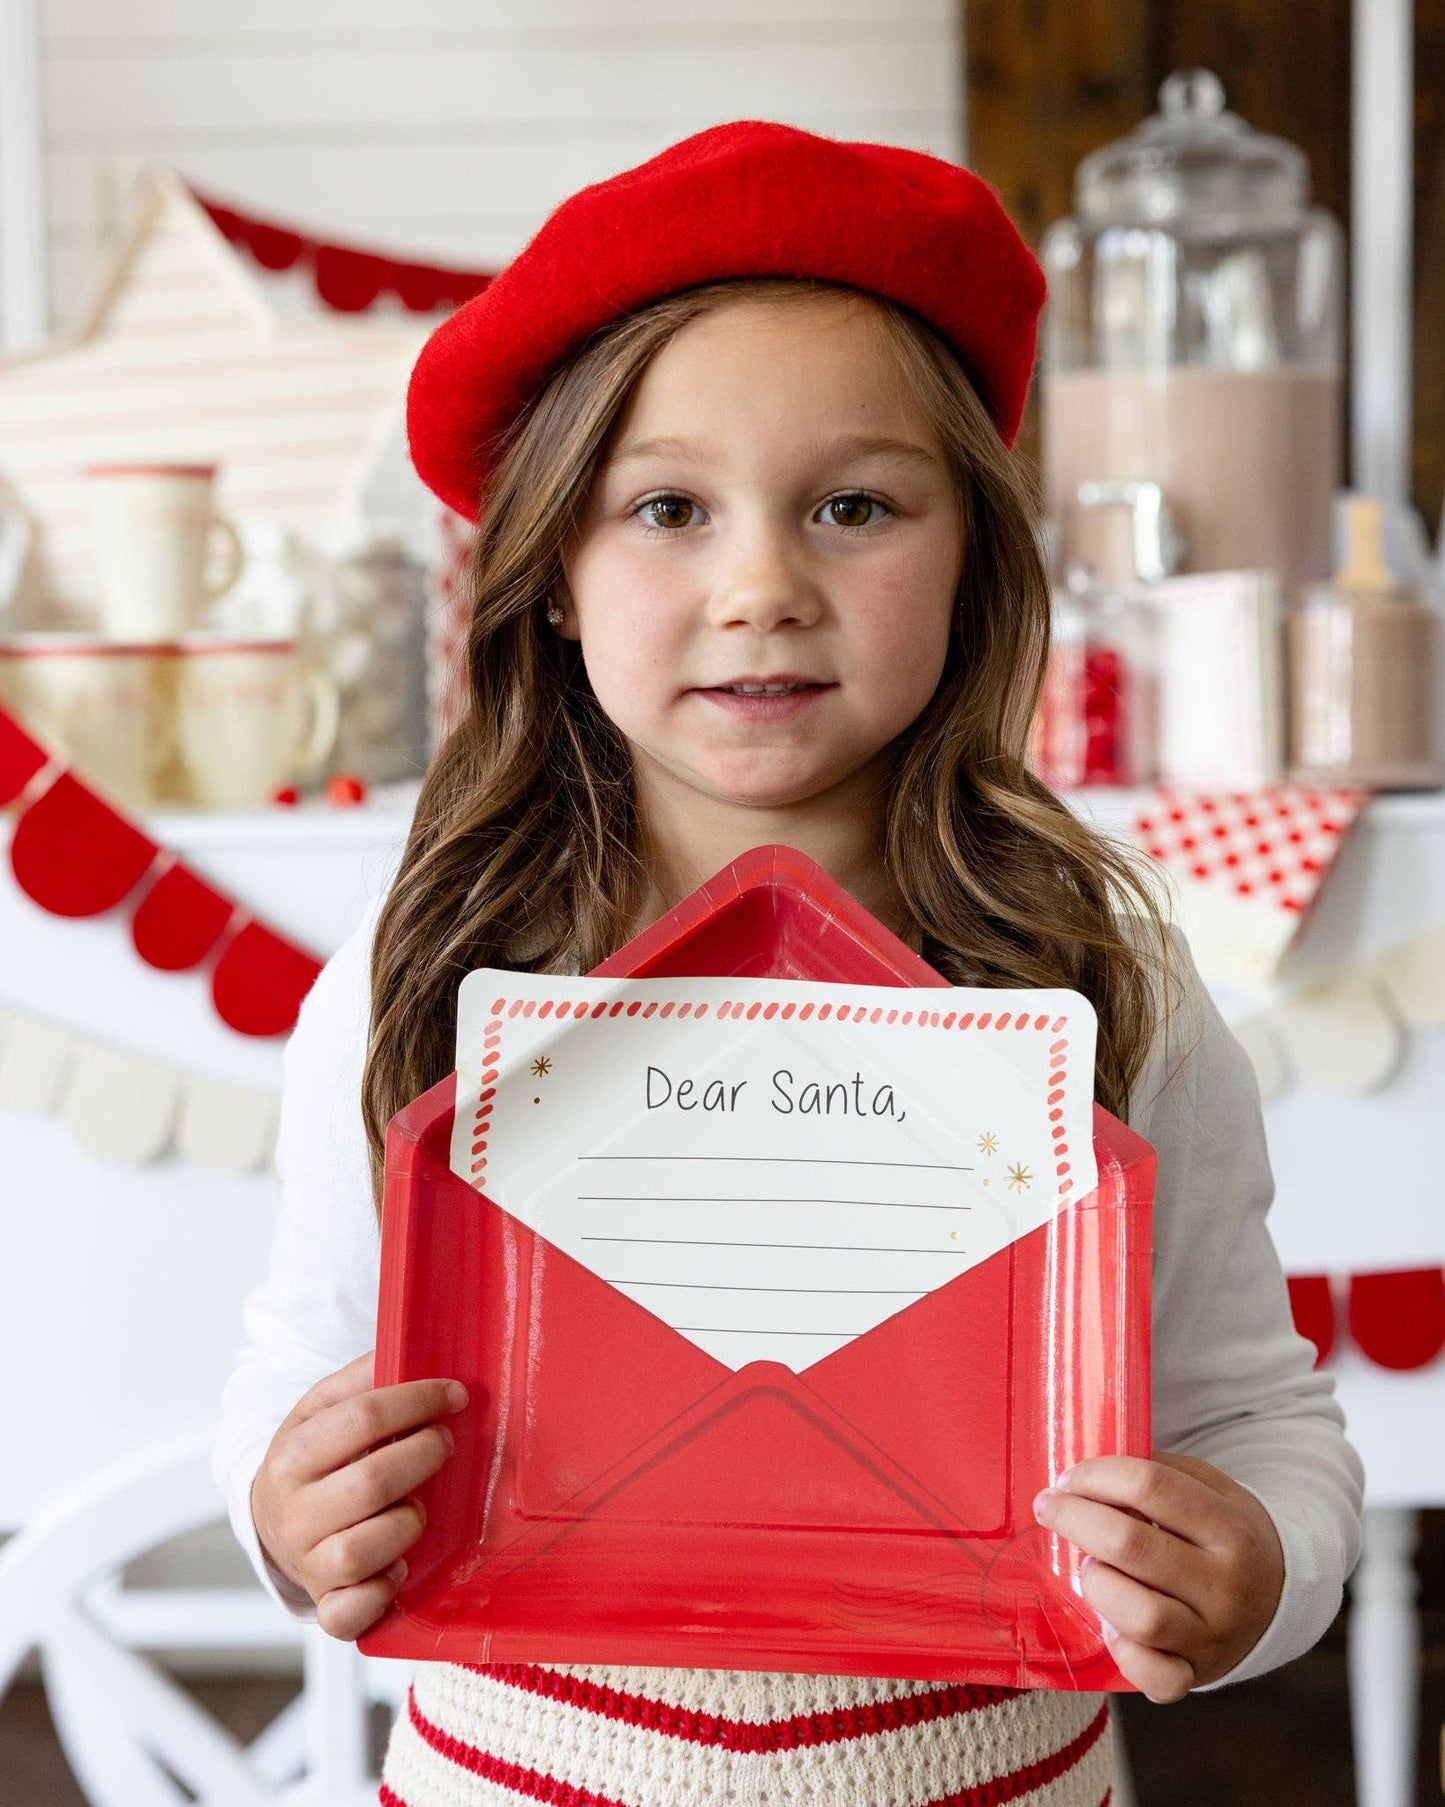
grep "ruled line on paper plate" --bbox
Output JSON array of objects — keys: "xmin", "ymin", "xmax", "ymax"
[
  {"xmin": 579, "ymin": 1194, "xmax": 971, "ymax": 1213},
  {"xmin": 581, "ymin": 1236, "xmax": 963, "ymax": 1253}
]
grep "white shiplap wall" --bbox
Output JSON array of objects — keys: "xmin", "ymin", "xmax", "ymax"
[{"xmin": 39, "ymin": 0, "xmax": 964, "ymax": 333}]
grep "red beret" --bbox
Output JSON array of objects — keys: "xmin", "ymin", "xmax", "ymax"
[{"xmin": 407, "ymin": 119, "xmax": 1046, "ymax": 522}]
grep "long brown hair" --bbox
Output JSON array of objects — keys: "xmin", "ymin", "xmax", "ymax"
[{"xmin": 362, "ymin": 277, "xmax": 1181, "ymax": 1212}]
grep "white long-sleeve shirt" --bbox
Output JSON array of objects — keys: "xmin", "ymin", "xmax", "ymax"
[{"xmin": 213, "ymin": 890, "xmax": 1364, "ymax": 1697}]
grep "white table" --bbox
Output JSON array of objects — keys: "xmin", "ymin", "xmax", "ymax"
[{"xmin": 1069, "ymin": 787, "xmax": 1445, "ymax": 1807}]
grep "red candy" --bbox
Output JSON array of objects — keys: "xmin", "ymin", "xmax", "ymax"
[{"xmin": 325, "ymin": 773, "xmax": 367, "ymax": 807}]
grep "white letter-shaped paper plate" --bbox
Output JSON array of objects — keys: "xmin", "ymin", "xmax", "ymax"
[{"xmin": 453, "ymin": 972, "xmax": 1097, "ymax": 1371}]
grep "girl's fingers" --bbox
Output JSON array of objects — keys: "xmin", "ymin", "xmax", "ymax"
[
  {"xmin": 273, "ymin": 1353, "xmax": 377, "ymax": 1445},
  {"xmin": 1050, "ymin": 1455, "xmax": 1236, "ymax": 1550},
  {"xmin": 301, "ymin": 1422, "xmax": 457, "ymax": 1545},
  {"xmin": 290, "ymin": 1351, "xmax": 377, "ymax": 1420},
  {"xmin": 286, "ymin": 1376, "xmax": 468, "ymax": 1484},
  {"xmin": 1078, "ymin": 1557, "xmax": 1205, "ymax": 1654},
  {"xmin": 1035, "ymin": 1490, "xmax": 1204, "ymax": 1600},
  {"xmin": 315, "ymin": 1559, "xmax": 409, "ymax": 1643},
  {"xmin": 307, "ymin": 1498, "xmax": 428, "ymax": 1596},
  {"xmin": 1104, "ymin": 1631, "xmax": 1196, "ymax": 1704}
]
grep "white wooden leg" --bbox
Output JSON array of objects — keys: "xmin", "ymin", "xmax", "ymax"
[
  {"xmin": 304, "ymin": 1626, "xmax": 371, "ymax": 1796},
  {"xmin": 1109, "ymin": 1705, "xmax": 1138, "ymax": 1807},
  {"xmin": 0, "ymin": 1432, "xmax": 396, "ymax": 1804},
  {"xmin": 1348, "ymin": 1504, "xmax": 1418, "ymax": 1807}
]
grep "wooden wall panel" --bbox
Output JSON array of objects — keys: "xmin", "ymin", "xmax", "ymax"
[
  {"xmin": 1412, "ymin": 0, "xmax": 1445, "ymax": 536},
  {"xmin": 965, "ymin": 0, "xmax": 1153, "ymax": 254}
]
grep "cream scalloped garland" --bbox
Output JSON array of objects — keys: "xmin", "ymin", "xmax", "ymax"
[
  {"xmin": 1229, "ymin": 920, "xmax": 1445, "ymax": 1099},
  {"xmin": 0, "ymin": 1002, "xmax": 277, "ymax": 1172}
]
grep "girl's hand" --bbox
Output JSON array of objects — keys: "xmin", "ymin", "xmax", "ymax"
[
  {"xmin": 1032, "ymin": 1451, "xmax": 1285, "ymax": 1702},
  {"xmin": 250, "ymin": 1350, "xmax": 469, "ymax": 1641}
]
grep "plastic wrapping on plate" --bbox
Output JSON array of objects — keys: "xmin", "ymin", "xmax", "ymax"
[{"xmin": 358, "ymin": 846, "xmax": 1154, "ymax": 1687}]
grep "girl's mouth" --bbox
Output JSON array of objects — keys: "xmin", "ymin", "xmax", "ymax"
[{"xmin": 695, "ymin": 681, "xmax": 834, "ymax": 720}]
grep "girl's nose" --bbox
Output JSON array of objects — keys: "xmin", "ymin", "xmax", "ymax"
[{"xmin": 705, "ymin": 530, "xmax": 824, "ymax": 633}]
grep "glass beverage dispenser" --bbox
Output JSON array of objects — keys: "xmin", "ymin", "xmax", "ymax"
[{"xmin": 1040, "ymin": 70, "xmax": 1344, "ymax": 604}]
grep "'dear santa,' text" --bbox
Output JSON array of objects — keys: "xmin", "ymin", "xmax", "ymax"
[{"xmin": 644, "ymin": 1066, "xmax": 905, "ymax": 1121}]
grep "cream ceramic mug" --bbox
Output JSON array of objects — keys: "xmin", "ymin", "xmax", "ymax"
[
  {"xmin": 88, "ymin": 464, "xmax": 244, "ymax": 641},
  {"xmin": 0, "ymin": 634, "xmax": 172, "ymax": 809},
  {"xmin": 172, "ymin": 635, "xmax": 340, "ymax": 810}
]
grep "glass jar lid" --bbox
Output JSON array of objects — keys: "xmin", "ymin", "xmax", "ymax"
[{"xmin": 1075, "ymin": 69, "xmax": 1309, "ymax": 224}]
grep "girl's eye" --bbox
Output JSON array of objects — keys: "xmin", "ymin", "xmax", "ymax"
[
  {"xmin": 636, "ymin": 494, "xmax": 697, "ymax": 535},
  {"xmin": 633, "ymin": 491, "xmax": 892, "ymax": 537},
  {"xmin": 822, "ymin": 492, "xmax": 891, "ymax": 533}
]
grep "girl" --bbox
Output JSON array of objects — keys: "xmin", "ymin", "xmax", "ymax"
[{"xmin": 216, "ymin": 120, "xmax": 1364, "ymax": 1806}]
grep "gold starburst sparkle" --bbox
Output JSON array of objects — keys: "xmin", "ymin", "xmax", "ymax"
[
  {"xmin": 1005, "ymin": 1162, "xmax": 1033, "ymax": 1193},
  {"xmin": 530, "ymin": 1056, "xmax": 552, "ymax": 1077},
  {"xmin": 977, "ymin": 1131, "xmax": 999, "ymax": 1156}
]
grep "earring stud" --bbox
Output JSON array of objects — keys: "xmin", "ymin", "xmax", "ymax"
[{"xmin": 545, "ymin": 600, "xmax": 565, "ymax": 628}]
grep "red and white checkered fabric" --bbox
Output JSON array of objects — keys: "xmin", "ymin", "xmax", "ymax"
[
  {"xmin": 1136, "ymin": 786, "xmax": 1369, "ymax": 917},
  {"xmin": 1133, "ymin": 785, "xmax": 1370, "ymax": 992}
]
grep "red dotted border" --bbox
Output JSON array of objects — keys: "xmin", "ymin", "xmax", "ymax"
[{"xmin": 470, "ymin": 995, "xmax": 1074, "ymax": 1198}]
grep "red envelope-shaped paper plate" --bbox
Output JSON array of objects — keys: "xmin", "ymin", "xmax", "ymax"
[{"xmin": 359, "ymin": 845, "xmax": 1154, "ymax": 1687}]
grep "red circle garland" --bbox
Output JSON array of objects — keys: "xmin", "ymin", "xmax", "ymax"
[
  {"xmin": 1347, "ymin": 1270, "xmax": 1445, "ymax": 1371},
  {"xmin": 1285, "ymin": 1275, "xmax": 1336, "ymax": 1367},
  {"xmin": 212, "ymin": 921, "xmax": 323, "ymax": 1038},
  {"xmin": 131, "ymin": 861, "xmax": 236, "ymax": 971},
  {"xmin": 191, "ymin": 184, "xmax": 495, "ymax": 317},
  {"xmin": 10, "ymin": 772, "xmax": 159, "ymax": 917},
  {"xmin": 2, "ymin": 703, "xmax": 320, "ymax": 1037},
  {"xmin": 0, "ymin": 711, "xmax": 52, "ymax": 804}
]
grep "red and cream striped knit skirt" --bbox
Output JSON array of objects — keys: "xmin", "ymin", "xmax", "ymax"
[{"xmin": 377, "ymin": 1661, "xmax": 1113, "ymax": 1806}]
